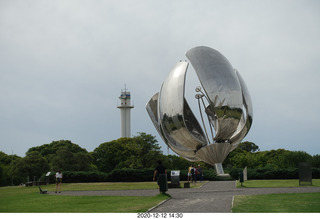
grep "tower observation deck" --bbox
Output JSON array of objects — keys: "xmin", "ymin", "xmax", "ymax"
[{"xmin": 117, "ymin": 89, "xmax": 134, "ymax": 138}]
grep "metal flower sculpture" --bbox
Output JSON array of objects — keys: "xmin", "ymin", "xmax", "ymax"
[{"xmin": 146, "ymin": 46, "xmax": 253, "ymax": 174}]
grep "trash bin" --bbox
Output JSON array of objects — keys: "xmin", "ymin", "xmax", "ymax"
[
  {"xmin": 158, "ymin": 174, "xmax": 168, "ymax": 193},
  {"xmin": 171, "ymin": 170, "xmax": 180, "ymax": 185}
]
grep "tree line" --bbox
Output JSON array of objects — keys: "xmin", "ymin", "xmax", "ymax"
[
  {"xmin": 0, "ymin": 133, "xmax": 319, "ymax": 186},
  {"xmin": 224, "ymin": 141, "xmax": 320, "ymax": 169},
  {"xmin": 0, "ymin": 133, "xmax": 193, "ymax": 186}
]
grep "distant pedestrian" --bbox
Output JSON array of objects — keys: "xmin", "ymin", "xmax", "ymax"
[
  {"xmin": 55, "ymin": 170, "xmax": 62, "ymax": 193},
  {"xmin": 188, "ymin": 165, "xmax": 193, "ymax": 182},
  {"xmin": 197, "ymin": 165, "xmax": 203, "ymax": 182},
  {"xmin": 195, "ymin": 166, "xmax": 199, "ymax": 182},
  {"xmin": 191, "ymin": 165, "xmax": 195, "ymax": 183},
  {"xmin": 153, "ymin": 160, "xmax": 167, "ymax": 183}
]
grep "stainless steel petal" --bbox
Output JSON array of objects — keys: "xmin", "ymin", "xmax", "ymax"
[
  {"xmin": 186, "ymin": 46, "xmax": 243, "ymax": 142},
  {"xmin": 195, "ymin": 143, "xmax": 233, "ymax": 166},
  {"xmin": 146, "ymin": 93, "xmax": 194, "ymax": 155},
  {"xmin": 159, "ymin": 61, "xmax": 207, "ymax": 153},
  {"xmin": 230, "ymin": 70, "xmax": 253, "ymax": 146},
  {"xmin": 169, "ymin": 146, "xmax": 200, "ymax": 162},
  {"xmin": 146, "ymin": 93, "xmax": 160, "ymax": 132},
  {"xmin": 147, "ymin": 46, "xmax": 253, "ymax": 175},
  {"xmin": 184, "ymin": 98, "xmax": 208, "ymax": 147},
  {"xmin": 146, "ymin": 92, "xmax": 201, "ymax": 160}
]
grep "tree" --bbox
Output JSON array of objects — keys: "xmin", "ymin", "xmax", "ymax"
[
  {"xmin": 96, "ymin": 138, "xmax": 130, "ymax": 171},
  {"xmin": 0, "ymin": 152, "xmax": 12, "ymax": 186},
  {"xmin": 24, "ymin": 151, "xmax": 50, "ymax": 178},
  {"xmin": 238, "ymin": 141, "xmax": 260, "ymax": 152},
  {"xmin": 132, "ymin": 132, "xmax": 162, "ymax": 167},
  {"xmin": 0, "ymin": 151, "xmax": 19, "ymax": 165},
  {"xmin": 312, "ymin": 154, "xmax": 320, "ymax": 168},
  {"xmin": 10, "ymin": 157, "xmax": 26, "ymax": 184},
  {"xmin": 276, "ymin": 150, "xmax": 312, "ymax": 168},
  {"xmin": 93, "ymin": 133, "xmax": 163, "ymax": 172},
  {"xmin": 27, "ymin": 140, "xmax": 88, "ymax": 157},
  {"xmin": 223, "ymin": 141, "xmax": 260, "ymax": 168},
  {"xmin": 51, "ymin": 148, "xmax": 76, "ymax": 171},
  {"xmin": 0, "ymin": 151, "xmax": 22, "ymax": 186},
  {"xmin": 28, "ymin": 140, "xmax": 95, "ymax": 172},
  {"xmin": 11, "ymin": 151, "xmax": 49, "ymax": 184},
  {"xmin": 161, "ymin": 154, "xmax": 193, "ymax": 170},
  {"xmin": 228, "ymin": 151, "xmax": 268, "ymax": 168}
]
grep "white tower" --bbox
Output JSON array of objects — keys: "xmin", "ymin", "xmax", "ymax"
[{"xmin": 117, "ymin": 88, "xmax": 134, "ymax": 138}]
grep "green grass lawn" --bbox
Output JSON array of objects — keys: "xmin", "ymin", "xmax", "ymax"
[
  {"xmin": 0, "ymin": 181, "xmax": 206, "ymax": 213},
  {"xmin": 0, "ymin": 182, "xmax": 168, "ymax": 213},
  {"xmin": 44, "ymin": 181, "xmax": 205, "ymax": 191},
  {"xmin": 236, "ymin": 179, "xmax": 320, "ymax": 187},
  {"xmin": 233, "ymin": 179, "xmax": 320, "ymax": 213},
  {"xmin": 232, "ymin": 192, "xmax": 320, "ymax": 213}
]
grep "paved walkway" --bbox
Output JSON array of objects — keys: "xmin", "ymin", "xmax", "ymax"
[
  {"xmin": 150, "ymin": 181, "xmax": 320, "ymax": 212},
  {"xmin": 150, "ymin": 181, "xmax": 237, "ymax": 212},
  {"xmin": 50, "ymin": 181, "xmax": 320, "ymax": 213}
]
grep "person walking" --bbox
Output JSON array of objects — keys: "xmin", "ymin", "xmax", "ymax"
[
  {"xmin": 195, "ymin": 166, "xmax": 199, "ymax": 183},
  {"xmin": 153, "ymin": 160, "xmax": 167, "ymax": 181},
  {"xmin": 197, "ymin": 165, "xmax": 203, "ymax": 182},
  {"xmin": 191, "ymin": 165, "xmax": 196, "ymax": 183},
  {"xmin": 188, "ymin": 165, "xmax": 193, "ymax": 182},
  {"xmin": 55, "ymin": 170, "xmax": 63, "ymax": 193},
  {"xmin": 153, "ymin": 160, "xmax": 167, "ymax": 193}
]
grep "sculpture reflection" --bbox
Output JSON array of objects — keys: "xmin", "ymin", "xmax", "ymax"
[{"xmin": 146, "ymin": 46, "xmax": 253, "ymax": 174}]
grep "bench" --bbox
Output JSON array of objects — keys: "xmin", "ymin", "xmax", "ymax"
[{"xmin": 39, "ymin": 186, "xmax": 48, "ymax": 194}]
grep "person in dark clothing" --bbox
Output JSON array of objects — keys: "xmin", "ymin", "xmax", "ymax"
[
  {"xmin": 153, "ymin": 160, "xmax": 167, "ymax": 182},
  {"xmin": 153, "ymin": 160, "xmax": 167, "ymax": 193},
  {"xmin": 197, "ymin": 165, "xmax": 203, "ymax": 182}
]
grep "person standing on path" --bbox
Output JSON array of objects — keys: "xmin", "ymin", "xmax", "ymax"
[
  {"xmin": 188, "ymin": 165, "xmax": 193, "ymax": 182},
  {"xmin": 198, "ymin": 164, "xmax": 203, "ymax": 182},
  {"xmin": 191, "ymin": 165, "xmax": 195, "ymax": 183},
  {"xmin": 55, "ymin": 170, "xmax": 63, "ymax": 193},
  {"xmin": 153, "ymin": 160, "xmax": 167, "ymax": 193},
  {"xmin": 153, "ymin": 160, "xmax": 167, "ymax": 182}
]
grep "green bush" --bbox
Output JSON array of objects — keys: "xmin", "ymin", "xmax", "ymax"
[
  {"xmin": 43, "ymin": 167, "xmax": 308, "ymax": 183},
  {"xmin": 229, "ymin": 167, "xmax": 298, "ymax": 180},
  {"xmin": 229, "ymin": 168, "xmax": 243, "ymax": 180},
  {"xmin": 203, "ymin": 169, "xmax": 219, "ymax": 181},
  {"xmin": 312, "ymin": 168, "xmax": 320, "ymax": 178},
  {"xmin": 167, "ymin": 169, "xmax": 218, "ymax": 181},
  {"xmin": 229, "ymin": 166, "xmax": 320, "ymax": 180},
  {"xmin": 250, "ymin": 167, "xmax": 298, "ymax": 179},
  {"xmin": 39, "ymin": 168, "xmax": 220, "ymax": 183},
  {"xmin": 105, "ymin": 168, "xmax": 154, "ymax": 182},
  {"xmin": 48, "ymin": 171, "xmax": 107, "ymax": 183}
]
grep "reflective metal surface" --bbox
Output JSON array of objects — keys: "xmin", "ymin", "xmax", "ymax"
[
  {"xmin": 146, "ymin": 46, "xmax": 253, "ymax": 174},
  {"xmin": 159, "ymin": 61, "xmax": 207, "ymax": 153},
  {"xmin": 146, "ymin": 92, "xmax": 200, "ymax": 162},
  {"xmin": 229, "ymin": 69, "xmax": 253, "ymax": 147},
  {"xmin": 186, "ymin": 46, "xmax": 243, "ymax": 142}
]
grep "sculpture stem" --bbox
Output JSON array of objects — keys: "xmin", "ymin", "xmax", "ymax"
[{"xmin": 214, "ymin": 163, "xmax": 224, "ymax": 175}]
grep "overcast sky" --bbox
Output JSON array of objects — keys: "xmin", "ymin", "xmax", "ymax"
[{"xmin": 1, "ymin": 0, "xmax": 320, "ymax": 157}]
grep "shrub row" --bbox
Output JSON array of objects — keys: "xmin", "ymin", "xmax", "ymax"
[
  {"xmin": 43, "ymin": 168, "xmax": 220, "ymax": 183},
  {"xmin": 229, "ymin": 167, "xmax": 320, "ymax": 180},
  {"xmin": 42, "ymin": 167, "xmax": 320, "ymax": 183},
  {"xmin": 44, "ymin": 169, "xmax": 154, "ymax": 183}
]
